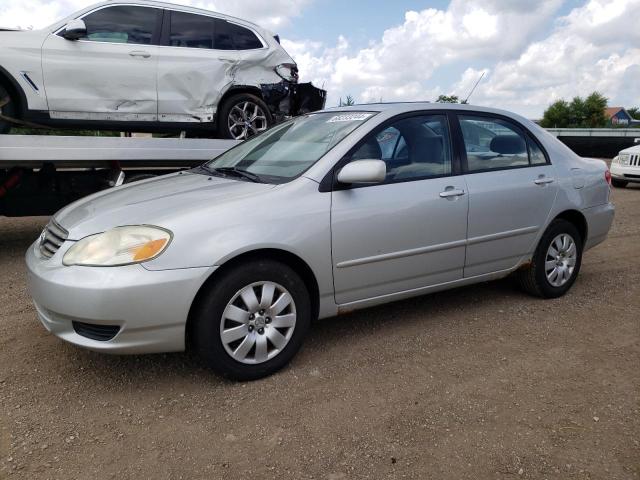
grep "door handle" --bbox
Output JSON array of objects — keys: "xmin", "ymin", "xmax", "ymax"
[
  {"xmin": 439, "ymin": 188, "xmax": 466, "ymax": 198},
  {"xmin": 129, "ymin": 50, "xmax": 151, "ymax": 58},
  {"xmin": 534, "ymin": 177, "xmax": 555, "ymax": 185}
]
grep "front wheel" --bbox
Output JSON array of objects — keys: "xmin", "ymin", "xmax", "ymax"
[
  {"xmin": 217, "ymin": 93, "xmax": 273, "ymax": 140},
  {"xmin": 191, "ymin": 259, "xmax": 311, "ymax": 380},
  {"xmin": 611, "ymin": 178, "xmax": 628, "ymax": 188},
  {"xmin": 517, "ymin": 219, "xmax": 583, "ymax": 298}
]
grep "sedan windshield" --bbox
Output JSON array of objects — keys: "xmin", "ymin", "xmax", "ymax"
[{"xmin": 204, "ymin": 112, "xmax": 375, "ymax": 182}]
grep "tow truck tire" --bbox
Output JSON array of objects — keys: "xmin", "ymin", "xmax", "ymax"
[
  {"xmin": 217, "ymin": 93, "xmax": 273, "ymax": 140},
  {"xmin": 0, "ymin": 84, "xmax": 15, "ymax": 134}
]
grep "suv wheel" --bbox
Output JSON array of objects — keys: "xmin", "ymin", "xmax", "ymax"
[
  {"xmin": 611, "ymin": 178, "xmax": 628, "ymax": 188},
  {"xmin": 191, "ymin": 259, "xmax": 311, "ymax": 380},
  {"xmin": 217, "ymin": 93, "xmax": 272, "ymax": 140},
  {"xmin": 0, "ymin": 84, "xmax": 16, "ymax": 134},
  {"xmin": 517, "ymin": 219, "xmax": 583, "ymax": 298}
]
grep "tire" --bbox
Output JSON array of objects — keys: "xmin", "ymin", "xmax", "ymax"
[
  {"xmin": 611, "ymin": 178, "xmax": 628, "ymax": 188},
  {"xmin": 516, "ymin": 219, "xmax": 583, "ymax": 298},
  {"xmin": 216, "ymin": 93, "xmax": 273, "ymax": 140},
  {"xmin": 191, "ymin": 259, "xmax": 311, "ymax": 381},
  {"xmin": 0, "ymin": 84, "xmax": 16, "ymax": 134}
]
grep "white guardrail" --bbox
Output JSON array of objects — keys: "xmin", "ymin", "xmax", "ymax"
[{"xmin": 546, "ymin": 128, "xmax": 640, "ymax": 139}]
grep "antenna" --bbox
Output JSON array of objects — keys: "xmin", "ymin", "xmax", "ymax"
[{"xmin": 463, "ymin": 71, "xmax": 485, "ymax": 104}]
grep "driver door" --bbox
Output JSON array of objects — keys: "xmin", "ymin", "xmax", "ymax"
[
  {"xmin": 331, "ymin": 113, "xmax": 469, "ymax": 305},
  {"xmin": 42, "ymin": 5, "xmax": 161, "ymax": 121}
]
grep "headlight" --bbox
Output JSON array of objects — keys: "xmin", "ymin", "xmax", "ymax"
[
  {"xmin": 275, "ymin": 63, "xmax": 299, "ymax": 82},
  {"xmin": 619, "ymin": 154, "xmax": 630, "ymax": 165},
  {"xmin": 63, "ymin": 226, "xmax": 172, "ymax": 267}
]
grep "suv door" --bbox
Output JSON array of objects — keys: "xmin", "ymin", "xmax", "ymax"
[
  {"xmin": 156, "ymin": 11, "xmax": 264, "ymax": 123},
  {"xmin": 331, "ymin": 113, "xmax": 469, "ymax": 305},
  {"xmin": 42, "ymin": 5, "xmax": 161, "ymax": 121},
  {"xmin": 458, "ymin": 114, "xmax": 558, "ymax": 277}
]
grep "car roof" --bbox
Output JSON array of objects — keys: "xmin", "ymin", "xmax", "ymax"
[
  {"xmin": 47, "ymin": 0, "xmax": 271, "ymax": 35},
  {"xmin": 320, "ymin": 102, "xmax": 523, "ymax": 118}
]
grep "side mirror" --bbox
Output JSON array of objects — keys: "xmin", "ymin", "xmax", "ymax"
[
  {"xmin": 62, "ymin": 19, "xmax": 86, "ymax": 40},
  {"xmin": 337, "ymin": 159, "xmax": 386, "ymax": 185}
]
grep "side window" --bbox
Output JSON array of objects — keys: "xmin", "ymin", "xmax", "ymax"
[
  {"xmin": 459, "ymin": 116, "xmax": 529, "ymax": 172},
  {"xmin": 528, "ymin": 138, "xmax": 548, "ymax": 165},
  {"xmin": 170, "ymin": 11, "xmax": 214, "ymax": 49},
  {"xmin": 214, "ymin": 20, "xmax": 263, "ymax": 50},
  {"xmin": 79, "ymin": 6, "xmax": 159, "ymax": 44},
  {"xmin": 347, "ymin": 115, "xmax": 452, "ymax": 182}
]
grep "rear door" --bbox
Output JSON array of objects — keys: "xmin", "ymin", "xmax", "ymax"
[
  {"xmin": 156, "ymin": 11, "xmax": 264, "ymax": 123},
  {"xmin": 331, "ymin": 113, "xmax": 469, "ymax": 305},
  {"xmin": 458, "ymin": 113, "xmax": 558, "ymax": 277},
  {"xmin": 42, "ymin": 5, "xmax": 161, "ymax": 121}
]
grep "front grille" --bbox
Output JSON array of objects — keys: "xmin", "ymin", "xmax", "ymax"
[
  {"xmin": 72, "ymin": 321, "xmax": 120, "ymax": 341},
  {"xmin": 624, "ymin": 174, "xmax": 640, "ymax": 179},
  {"xmin": 630, "ymin": 154, "xmax": 640, "ymax": 167},
  {"xmin": 39, "ymin": 220, "xmax": 68, "ymax": 259}
]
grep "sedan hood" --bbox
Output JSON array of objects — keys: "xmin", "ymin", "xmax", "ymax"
[{"xmin": 55, "ymin": 172, "xmax": 276, "ymax": 239}]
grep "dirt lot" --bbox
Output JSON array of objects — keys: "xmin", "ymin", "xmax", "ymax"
[{"xmin": 1, "ymin": 186, "xmax": 639, "ymax": 480}]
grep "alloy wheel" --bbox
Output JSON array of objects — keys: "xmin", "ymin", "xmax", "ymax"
[
  {"xmin": 220, "ymin": 281, "xmax": 297, "ymax": 364},
  {"xmin": 227, "ymin": 101, "xmax": 268, "ymax": 140},
  {"xmin": 544, "ymin": 233, "xmax": 577, "ymax": 287}
]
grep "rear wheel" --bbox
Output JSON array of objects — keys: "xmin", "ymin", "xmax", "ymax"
[
  {"xmin": 217, "ymin": 93, "xmax": 272, "ymax": 140},
  {"xmin": 191, "ymin": 259, "xmax": 311, "ymax": 380},
  {"xmin": 517, "ymin": 219, "xmax": 583, "ymax": 298},
  {"xmin": 611, "ymin": 178, "xmax": 628, "ymax": 188},
  {"xmin": 0, "ymin": 84, "xmax": 16, "ymax": 134}
]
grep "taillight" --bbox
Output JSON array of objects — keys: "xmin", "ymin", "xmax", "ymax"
[
  {"xmin": 605, "ymin": 169, "xmax": 611, "ymax": 186},
  {"xmin": 275, "ymin": 63, "xmax": 299, "ymax": 82}
]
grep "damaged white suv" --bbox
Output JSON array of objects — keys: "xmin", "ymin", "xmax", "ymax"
[{"xmin": 0, "ymin": 0, "xmax": 325, "ymax": 138}]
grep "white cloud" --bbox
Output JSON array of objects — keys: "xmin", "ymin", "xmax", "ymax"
[
  {"xmin": 284, "ymin": 0, "xmax": 564, "ymax": 108},
  {"xmin": 0, "ymin": 0, "xmax": 310, "ymax": 30},
  {"xmin": 287, "ymin": 0, "xmax": 640, "ymax": 117},
  {"xmin": 451, "ymin": 0, "xmax": 640, "ymax": 116}
]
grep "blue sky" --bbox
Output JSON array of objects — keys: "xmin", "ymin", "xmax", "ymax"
[{"xmin": 1, "ymin": 0, "xmax": 638, "ymax": 118}]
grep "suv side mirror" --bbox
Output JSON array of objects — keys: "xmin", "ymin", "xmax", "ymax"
[
  {"xmin": 62, "ymin": 19, "xmax": 87, "ymax": 40},
  {"xmin": 337, "ymin": 159, "xmax": 386, "ymax": 185}
]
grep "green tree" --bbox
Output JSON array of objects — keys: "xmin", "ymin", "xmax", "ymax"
[
  {"xmin": 583, "ymin": 91, "xmax": 608, "ymax": 127},
  {"xmin": 339, "ymin": 95, "xmax": 356, "ymax": 106},
  {"xmin": 436, "ymin": 94, "xmax": 459, "ymax": 103},
  {"xmin": 627, "ymin": 107, "xmax": 640, "ymax": 120},
  {"xmin": 435, "ymin": 94, "xmax": 468, "ymax": 104},
  {"xmin": 540, "ymin": 91, "xmax": 608, "ymax": 128},
  {"xmin": 540, "ymin": 99, "xmax": 572, "ymax": 128}
]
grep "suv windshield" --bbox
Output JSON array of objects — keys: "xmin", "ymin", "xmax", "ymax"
[{"xmin": 203, "ymin": 112, "xmax": 375, "ymax": 183}]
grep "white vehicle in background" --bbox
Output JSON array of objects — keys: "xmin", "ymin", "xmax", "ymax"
[
  {"xmin": 611, "ymin": 145, "xmax": 640, "ymax": 188},
  {"xmin": 0, "ymin": 0, "xmax": 325, "ymax": 139}
]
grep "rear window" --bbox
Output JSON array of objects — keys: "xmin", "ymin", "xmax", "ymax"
[{"xmin": 214, "ymin": 19, "xmax": 263, "ymax": 50}]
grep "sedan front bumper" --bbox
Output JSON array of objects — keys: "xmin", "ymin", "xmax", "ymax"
[{"xmin": 25, "ymin": 241, "xmax": 212, "ymax": 354}]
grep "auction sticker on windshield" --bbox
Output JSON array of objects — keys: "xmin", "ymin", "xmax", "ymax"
[{"xmin": 327, "ymin": 113, "xmax": 373, "ymax": 122}]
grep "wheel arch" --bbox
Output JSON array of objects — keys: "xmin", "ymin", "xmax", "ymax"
[
  {"xmin": 217, "ymin": 85, "xmax": 264, "ymax": 114},
  {"xmin": 0, "ymin": 65, "xmax": 27, "ymax": 116},
  {"xmin": 186, "ymin": 248, "xmax": 320, "ymax": 346},
  {"xmin": 552, "ymin": 209, "xmax": 588, "ymax": 243}
]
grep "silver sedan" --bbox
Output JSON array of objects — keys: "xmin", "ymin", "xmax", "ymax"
[{"xmin": 26, "ymin": 103, "xmax": 615, "ymax": 380}]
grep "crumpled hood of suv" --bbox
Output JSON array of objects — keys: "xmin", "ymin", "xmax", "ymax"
[{"xmin": 55, "ymin": 171, "xmax": 276, "ymax": 239}]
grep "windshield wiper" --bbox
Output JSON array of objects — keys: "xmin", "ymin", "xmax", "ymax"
[{"xmin": 209, "ymin": 167, "xmax": 262, "ymax": 183}]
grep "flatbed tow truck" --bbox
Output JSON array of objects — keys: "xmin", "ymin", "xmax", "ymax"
[{"xmin": 0, "ymin": 135, "xmax": 238, "ymax": 217}]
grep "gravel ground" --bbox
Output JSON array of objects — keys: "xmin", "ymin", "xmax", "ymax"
[{"xmin": 1, "ymin": 186, "xmax": 639, "ymax": 480}]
